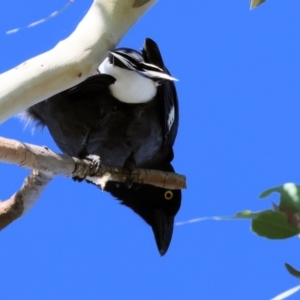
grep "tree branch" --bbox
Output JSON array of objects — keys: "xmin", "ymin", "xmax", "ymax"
[
  {"xmin": 0, "ymin": 137, "xmax": 186, "ymax": 230},
  {"xmin": 0, "ymin": 0, "xmax": 156, "ymax": 124},
  {"xmin": 0, "ymin": 170, "xmax": 53, "ymax": 230},
  {"xmin": 0, "ymin": 137, "xmax": 186, "ymax": 189}
]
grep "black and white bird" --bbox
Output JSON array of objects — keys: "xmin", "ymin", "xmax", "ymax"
[{"xmin": 24, "ymin": 38, "xmax": 181, "ymax": 256}]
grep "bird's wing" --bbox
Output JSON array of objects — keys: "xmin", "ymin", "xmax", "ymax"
[
  {"xmin": 142, "ymin": 38, "xmax": 179, "ymax": 146},
  {"xmin": 24, "ymin": 74, "xmax": 116, "ymax": 127},
  {"xmin": 62, "ymin": 74, "xmax": 116, "ymax": 98}
]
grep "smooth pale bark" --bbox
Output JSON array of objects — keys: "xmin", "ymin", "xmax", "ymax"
[{"xmin": 0, "ymin": 0, "xmax": 156, "ymax": 124}]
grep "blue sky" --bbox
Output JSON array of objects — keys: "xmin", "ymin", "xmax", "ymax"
[{"xmin": 1, "ymin": 0, "xmax": 300, "ymax": 299}]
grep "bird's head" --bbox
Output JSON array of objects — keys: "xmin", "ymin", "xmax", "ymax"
[{"xmin": 105, "ymin": 181, "xmax": 181, "ymax": 256}]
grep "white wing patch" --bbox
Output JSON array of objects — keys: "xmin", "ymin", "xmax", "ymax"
[{"xmin": 168, "ymin": 105, "xmax": 175, "ymax": 131}]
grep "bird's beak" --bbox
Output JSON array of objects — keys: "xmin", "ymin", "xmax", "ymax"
[{"xmin": 152, "ymin": 209, "xmax": 174, "ymax": 256}]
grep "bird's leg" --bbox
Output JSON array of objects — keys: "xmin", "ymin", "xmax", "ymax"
[
  {"xmin": 123, "ymin": 151, "xmax": 136, "ymax": 188},
  {"xmin": 73, "ymin": 128, "xmax": 101, "ymax": 182},
  {"xmin": 77, "ymin": 127, "xmax": 93, "ymax": 158}
]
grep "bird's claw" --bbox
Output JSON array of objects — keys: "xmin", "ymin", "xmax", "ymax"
[
  {"xmin": 86, "ymin": 154, "xmax": 101, "ymax": 176},
  {"xmin": 73, "ymin": 154, "xmax": 101, "ymax": 182}
]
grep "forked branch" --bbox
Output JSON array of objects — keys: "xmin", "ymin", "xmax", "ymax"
[{"xmin": 0, "ymin": 137, "xmax": 186, "ymax": 230}]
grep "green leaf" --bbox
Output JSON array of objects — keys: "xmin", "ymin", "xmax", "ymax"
[
  {"xmin": 252, "ymin": 210, "xmax": 299, "ymax": 239},
  {"xmin": 250, "ymin": 0, "xmax": 266, "ymax": 9},
  {"xmin": 285, "ymin": 263, "xmax": 300, "ymax": 279},
  {"xmin": 260, "ymin": 183, "xmax": 300, "ymax": 213}
]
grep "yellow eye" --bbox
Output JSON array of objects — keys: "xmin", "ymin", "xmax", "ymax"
[{"xmin": 164, "ymin": 190, "xmax": 173, "ymax": 200}]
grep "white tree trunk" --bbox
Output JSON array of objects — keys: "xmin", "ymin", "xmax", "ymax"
[{"xmin": 0, "ymin": 0, "xmax": 156, "ymax": 124}]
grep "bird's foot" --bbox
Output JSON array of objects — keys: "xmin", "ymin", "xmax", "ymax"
[
  {"xmin": 73, "ymin": 154, "xmax": 101, "ymax": 182},
  {"xmin": 86, "ymin": 154, "xmax": 101, "ymax": 176}
]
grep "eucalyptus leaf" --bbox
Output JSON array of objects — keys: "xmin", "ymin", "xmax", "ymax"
[
  {"xmin": 250, "ymin": 0, "xmax": 266, "ymax": 9},
  {"xmin": 252, "ymin": 210, "xmax": 299, "ymax": 239},
  {"xmin": 260, "ymin": 183, "xmax": 300, "ymax": 213},
  {"xmin": 285, "ymin": 263, "xmax": 300, "ymax": 279}
]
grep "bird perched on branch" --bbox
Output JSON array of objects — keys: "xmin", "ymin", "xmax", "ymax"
[{"xmin": 24, "ymin": 38, "xmax": 181, "ymax": 256}]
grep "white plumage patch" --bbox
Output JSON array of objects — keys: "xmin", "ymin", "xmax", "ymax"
[
  {"xmin": 168, "ymin": 105, "xmax": 175, "ymax": 131},
  {"xmin": 108, "ymin": 52, "xmax": 178, "ymax": 82},
  {"xmin": 99, "ymin": 58, "xmax": 158, "ymax": 104}
]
